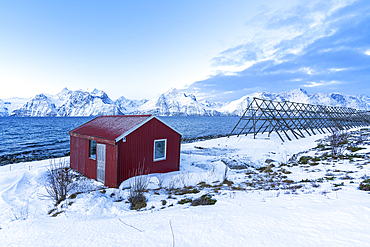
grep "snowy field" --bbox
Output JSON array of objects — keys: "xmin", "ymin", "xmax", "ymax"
[{"xmin": 1, "ymin": 128, "xmax": 370, "ymax": 246}]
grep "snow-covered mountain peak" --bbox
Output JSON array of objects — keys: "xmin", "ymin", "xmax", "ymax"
[
  {"xmin": 5, "ymin": 88, "xmax": 124, "ymax": 117},
  {"xmin": 280, "ymin": 88, "xmax": 310, "ymax": 104},
  {"xmin": 91, "ymin": 88, "xmax": 104, "ymax": 95},
  {"xmin": 114, "ymin": 96, "xmax": 148, "ymax": 113},
  {"xmin": 34, "ymin": 93, "xmax": 48, "ymax": 100},
  {"xmin": 11, "ymin": 93, "xmax": 57, "ymax": 117},
  {"xmin": 137, "ymin": 87, "xmax": 218, "ymax": 116},
  {"xmin": 2, "ymin": 87, "xmax": 370, "ymax": 117},
  {"xmin": 56, "ymin": 87, "xmax": 73, "ymax": 102}
]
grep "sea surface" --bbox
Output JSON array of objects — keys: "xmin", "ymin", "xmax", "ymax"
[{"xmin": 0, "ymin": 116, "xmax": 240, "ymax": 165}]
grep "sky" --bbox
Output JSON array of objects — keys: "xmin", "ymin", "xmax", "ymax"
[{"xmin": 0, "ymin": 0, "xmax": 369, "ymax": 102}]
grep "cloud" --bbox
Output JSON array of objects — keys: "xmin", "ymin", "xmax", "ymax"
[
  {"xmin": 185, "ymin": 0, "xmax": 370, "ymax": 102},
  {"xmin": 303, "ymin": 80, "xmax": 340, "ymax": 87}
]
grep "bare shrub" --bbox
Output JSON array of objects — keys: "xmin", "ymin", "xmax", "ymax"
[
  {"xmin": 156, "ymin": 174, "xmax": 167, "ymax": 188},
  {"xmin": 167, "ymin": 176, "xmax": 180, "ymax": 192},
  {"xmin": 329, "ymin": 129, "xmax": 349, "ymax": 156},
  {"xmin": 177, "ymin": 173, "xmax": 187, "ymax": 187},
  {"xmin": 128, "ymin": 163, "xmax": 149, "ymax": 210},
  {"xmin": 44, "ymin": 159, "xmax": 76, "ymax": 205},
  {"xmin": 10, "ymin": 202, "xmax": 29, "ymax": 221},
  {"xmin": 186, "ymin": 173, "xmax": 194, "ymax": 183},
  {"xmin": 223, "ymin": 165, "xmax": 229, "ymax": 183},
  {"xmin": 129, "ymin": 174, "xmax": 149, "ymax": 196},
  {"xmin": 207, "ymin": 164, "xmax": 216, "ymax": 178}
]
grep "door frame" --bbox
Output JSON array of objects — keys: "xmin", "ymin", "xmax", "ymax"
[{"xmin": 96, "ymin": 143, "xmax": 106, "ymax": 183}]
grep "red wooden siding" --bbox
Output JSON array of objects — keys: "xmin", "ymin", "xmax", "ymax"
[
  {"xmin": 104, "ymin": 143, "xmax": 118, "ymax": 188},
  {"xmin": 70, "ymin": 136, "xmax": 97, "ymax": 180},
  {"xmin": 118, "ymin": 118, "xmax": 181, "ymax": 183}
]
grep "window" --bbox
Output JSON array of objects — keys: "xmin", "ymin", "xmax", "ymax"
[
  {"xmin": 89, "ymin": 140, "xmax": 97, "ymax": 159},
  {"xmin": 154, "ymin": 139, "xmax": 167, "ymax": 161}
]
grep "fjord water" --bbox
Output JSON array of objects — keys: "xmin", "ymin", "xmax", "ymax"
[{"xmin": 0, "ymin": 116, "xmax": 240, "ymax": 166}]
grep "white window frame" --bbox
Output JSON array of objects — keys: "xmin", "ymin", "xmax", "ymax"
[
  {"xmin": 153, "ymin": 139, "xmax": 167, "ymax": 162},
  {"xmin": 89, "ymin": 140, "xmax": 97, "ymax": 160}
]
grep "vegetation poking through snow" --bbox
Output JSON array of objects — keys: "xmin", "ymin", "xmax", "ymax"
[
  {"xmin": 129, "ymin": 194, "xmax": 147, "ymax": 210},
  {"xmin": 3, "ymin": 127, "xmax": 370, "ymax": 246},
  {"xmin": 178, "ymin": 198, "xmax": 192, "ymax": 204},
  {"xmin": 128, "ymin": 165, "xmax": 150, "ymax": 210},
  {"xmin": 57, "ymin": 126, "xmax": 370, "ymax": 213},
  {"xmin": 359, "ymin": 179, "xmax": 370, "ymax": 191},
  {"xmin": 43, "ymin": 159, "xmax": 78, "ymax": 210},
  {"xmin": 329, "ymin": 129, "xmax": 349, "ymax": 156},
  {"xmin": 191, "ymin": 194, "xmax": 217, "ymax": 206},
  {"xmin": 173, "ymin": 187, "xmax": 199, "ymax": 195},
  {"xmin": 10, "ymin": 202, "xmax": 29, "ymax": 221},
  {"xmin": 347, "ymin": 146, "xmax": 366, "ymax": 152},
  {"xmin": 5, "ymin": 127, "xmax": 370, "ymax": 226}
]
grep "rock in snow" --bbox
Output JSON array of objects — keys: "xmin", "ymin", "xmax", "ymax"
[{"xmin": 1, "ymin": 87, "xmax": 370, "ymax": 117}]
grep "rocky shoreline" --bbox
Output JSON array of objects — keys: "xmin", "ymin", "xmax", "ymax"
[{"xmin": 0, "ymin": 152, "xmax": 70, "ymax": 166}]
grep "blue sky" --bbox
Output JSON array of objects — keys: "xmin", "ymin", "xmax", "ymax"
[{"xmin": 0, "ymin": 0, "xmax": 369, "ymax": 102}]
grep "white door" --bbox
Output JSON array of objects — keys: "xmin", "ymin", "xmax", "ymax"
[{"xmin": 96, "ymin": 143, "xmax": 106, "ymax": 183}]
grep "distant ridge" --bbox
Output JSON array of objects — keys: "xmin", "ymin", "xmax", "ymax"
[{"xmin": 1, "ymin": 88, "xmax": 369, "ymax": 117}]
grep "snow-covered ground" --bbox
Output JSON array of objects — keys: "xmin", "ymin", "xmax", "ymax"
[{"xmin": 1, "ymin": 129, "xmax": 370, "ymax": 246}]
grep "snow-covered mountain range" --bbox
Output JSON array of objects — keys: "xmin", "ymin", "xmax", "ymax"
[{"xmin": 1, "ymin": 88, "xmax": 369, "ymax": 117}]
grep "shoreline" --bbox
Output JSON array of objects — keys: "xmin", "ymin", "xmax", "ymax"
[{"xmin": 0, "ymin": 134, "xmax": 232, "ymax": 166}]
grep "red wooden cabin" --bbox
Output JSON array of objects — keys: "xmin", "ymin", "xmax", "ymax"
[{"xmin": 69, "ymin": 115, "xmax": 181, "ymax": 187}]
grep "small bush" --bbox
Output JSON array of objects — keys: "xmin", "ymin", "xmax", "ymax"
[
  {"xmin": 280, "ymin": 168, "xmax": 292, "ymax": 174},
  {"xmin": 178, "ymin": 198, "xmax": 192, "ymax": 204},
  {"xmin": 128, "ymin": 165, "xmax": 149, "ymax": 210},
  {"xmin": 298, "ymin": 156, "xmax": 311, "ymax": 164},
  {"xmin": 156, "ymin": 174, "xmax": 167, "ymax": 188},
  {"xmin": 334, "ymin": 182, "xmax": 344, "ymax": 187},
  {"xmin": 300, "ymin": 179, "xmax": 314, "ymax": 183},
  {"xmin": 191, "ymin": 194, "xmax": 217, "ymax": 206},
  {"xmin": 347, "ymin": 146, "xmax": 365, "ymax": 153},
  {"xmin": 10, "ymin": 202, "xmax": 29, "ymax": 221},
  {"xmin": 231, "ymin": 185, "xmax": 245, "ymax": 191},
  {"xmin": 173, "ymin": 187, "xmax": 199, "ymax": 195},
  {"xmin": 359, "ymin": 179, "xmax": 370, "ymax": 191},
  {"xmin": 329, "ymin": 129, "xmax": 349, "ymax": 156},
  {"xmin": 44, "ymin": 159, "xmax": 76, "ymax": 205},
  {"xmin": 222, "ymin": 179, "xmax": 234, "ymax": 186},
  {"xmin": 312, "ymin": 157, "xmax": 321, "ymax": 162},
  {"xmin": 129, "ymin": 194, "xmax": 147, "ymax": 210},
  {"xmin": 197, "ymin": 182, "xmax": 212, "ymax": 188},
  {"xmin": 315, "ymin": 144, "xmax": 326, "ymax": 150}
]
